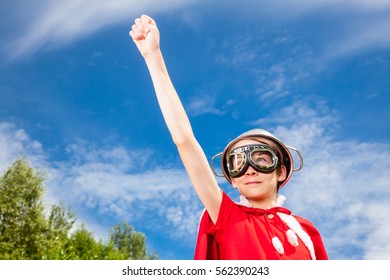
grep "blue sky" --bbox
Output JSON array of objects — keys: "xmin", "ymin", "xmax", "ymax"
[{"xmin": 1, "ymin": 0, "xmax": 390, "ymax": 260}]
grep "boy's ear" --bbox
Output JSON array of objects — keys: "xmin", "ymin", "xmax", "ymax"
[
  {"xmin": 231, "ymin": 178, "xmax": 238, "ymax": 189},
  {"xmin": 277, "ymin": 166, "xmax": 287, "ymax": 182}
]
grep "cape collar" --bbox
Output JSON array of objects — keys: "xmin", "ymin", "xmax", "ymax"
[{"xmin": 238, "ymin": 194, "xmax": 290, "ymax": 214}]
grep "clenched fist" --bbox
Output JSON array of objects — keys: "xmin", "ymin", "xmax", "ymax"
[{"xmin": 129, "ymin": 15, "xmax": 160, "ymax": 58}]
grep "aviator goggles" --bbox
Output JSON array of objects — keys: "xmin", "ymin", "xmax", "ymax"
[{"xmin": 227, "ymin": 144, "xmax": 279, "ymax": 178}]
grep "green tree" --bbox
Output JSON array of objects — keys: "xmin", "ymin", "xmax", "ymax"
[
  {"xmin": 0, "ymin": 158, "xmax": 158, "ymax": 260},
  {"xmin": 109, "ymin": 222, "xmax": 148, "ymax": 260},
  {"xmin": 0, "ymin": 159, "xmax": 47, "ymax": 259},
  {"xmin": 65, "ymin": 226, "xmax": 106, "ymax": 260},
  {"xmin": 42, "ymin": 203, "xmax": 76, "ymax": 259}
]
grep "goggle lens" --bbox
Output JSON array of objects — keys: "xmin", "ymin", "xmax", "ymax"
[
  {"xmin": 251, "ymin": 150, "xmax": 274, "ymax": 167},
  {"xmin": 227, "ymin": 144, "xmax": 278, "ymax": 178},
  {"xmin": 229, "ymin": 153, "xmax": 245, "ymax": 171}
]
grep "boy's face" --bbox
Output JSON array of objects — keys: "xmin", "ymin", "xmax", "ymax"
[{"xmin": 230, "ymin": 139, "xmax": 286, "ymax": 208}]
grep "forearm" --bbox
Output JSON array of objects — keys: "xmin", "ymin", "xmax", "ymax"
[{"xmin": 144, "ymin": 50, "xmax": 194, "ymax": 146}]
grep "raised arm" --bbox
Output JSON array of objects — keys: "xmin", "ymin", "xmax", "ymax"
[{"xmin": 130, "ymin": 15, "xmax": 222, "ymax": 223}]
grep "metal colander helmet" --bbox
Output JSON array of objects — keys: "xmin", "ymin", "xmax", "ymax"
[{"xmin": 211, "ymin": 128, "xmax": 303, "ymax": 188}]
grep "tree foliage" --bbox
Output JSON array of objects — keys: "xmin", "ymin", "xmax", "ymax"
[{"xmin": 0, "ymin": 159, "xmax": 157, "ymax": 260}]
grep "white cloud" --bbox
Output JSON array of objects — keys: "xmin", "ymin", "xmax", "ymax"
[
  {"xmin": 236, "ymin": 0, "xmax": 390, "ymax": 19},
  {"xmin": 318, "ymin": 15, "xmax": 390, "ymax": 67},
  {"xmin": 0, "ymin": 121, "xmax": 203, "ymax": 244},
  {"xmin": 0, "ymin": 122, "xmax": 46, "ymax": 171},
  {"xmin": 186, "ymin": 95, "xmax": 221, "ymax": 116},
  {"xmin": 186, "ymin": 89, "xmax": 234, "ymax": 117},
  {"xmin": 3, "ymin": 0, "xmax": 200, "ymax": 59},
  {"xmin": 257, "ymin": 101, "xmax": 390, "ymax": 259},
  {"xmin": 3, "ymin": 0, "xmax": 389, "ymax": 66},
  {"xmin": 211, "ymin": 1, "xmax": 390, "ymax": 102},
  {"xmin": 363, "ymin": 203, "xmax": 390, "ymax": 259},
  {"xmin": 47, "ymin": 140, "xmax": 204, "ymax": 241}
]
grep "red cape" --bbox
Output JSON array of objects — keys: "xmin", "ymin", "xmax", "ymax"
[{"xmin": 194, "ymin": 210, "xmax": 328, "ymax": 260}]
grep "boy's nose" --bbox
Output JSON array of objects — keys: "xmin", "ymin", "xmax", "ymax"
[{"xmin": 245, "ymin": 165, "xmax": 258, "ymax": 176}]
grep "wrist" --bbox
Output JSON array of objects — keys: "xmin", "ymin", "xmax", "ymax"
[{"xmin": 144, "ymin": 48, "xmax": 164, "ymax": 65}]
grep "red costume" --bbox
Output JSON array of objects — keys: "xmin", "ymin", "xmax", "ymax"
[{"xmin": 194, "ymin": 192, "xmax": 328, "ymax": 260}]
